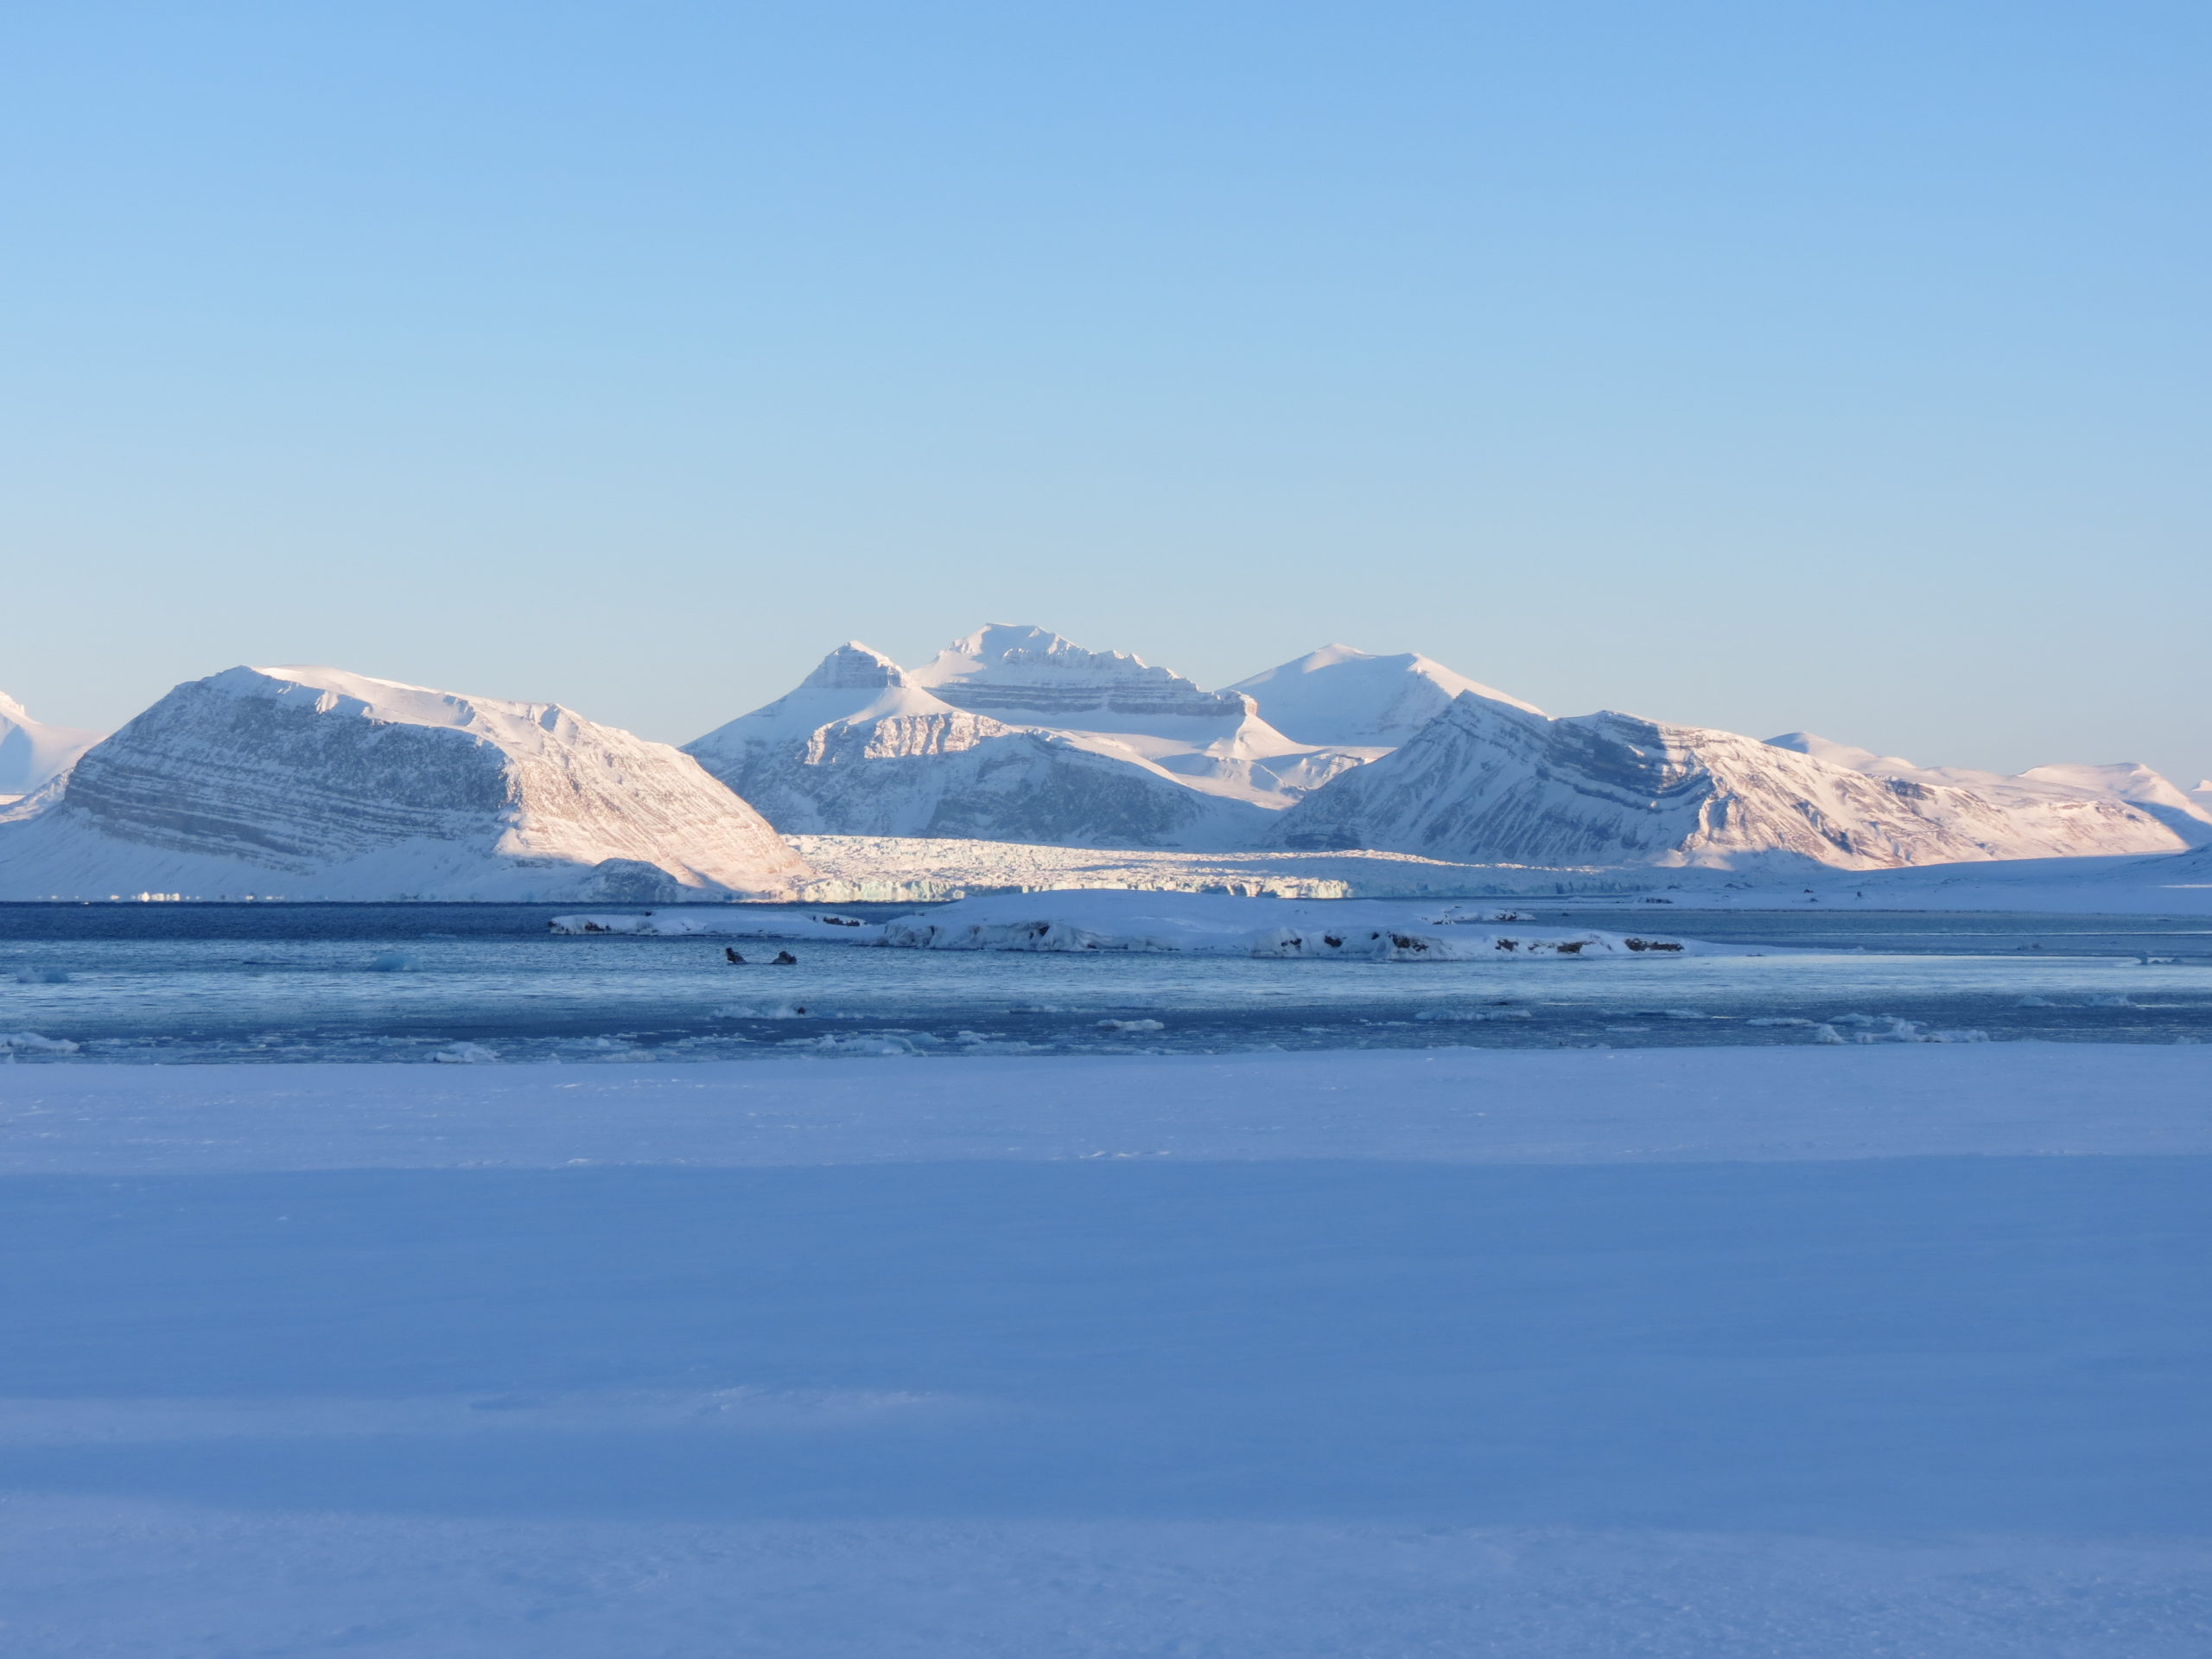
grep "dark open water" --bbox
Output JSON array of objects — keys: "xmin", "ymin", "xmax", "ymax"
[{"xmin": 1, "ymin": 903, "xmax": 2206, "ymax": 1063}]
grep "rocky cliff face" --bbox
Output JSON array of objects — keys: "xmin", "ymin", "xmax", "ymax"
[
  {"xmin": 1274, "ymin": 694, "xmax": 2188, "ymax": 872},
  {"xmin": 0, "ymin": 666, "xmax": 808, "ymax": 900}
]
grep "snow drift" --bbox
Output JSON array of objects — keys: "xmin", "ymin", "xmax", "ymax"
[{"xmin": 0, "ymin": 665, "xmax": 810, "ymax": 901}]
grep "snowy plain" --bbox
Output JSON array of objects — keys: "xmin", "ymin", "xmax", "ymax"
[{"xmin": 3, "ymin": 1043, "xmax": 2209, "ymax": 1656}]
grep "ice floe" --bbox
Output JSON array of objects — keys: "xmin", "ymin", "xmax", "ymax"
[{"xmin": 550, "ymin": 891, "xmax": 1747, "ymax": 963}]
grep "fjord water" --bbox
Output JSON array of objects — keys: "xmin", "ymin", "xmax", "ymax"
[{"xmin": 3, "ymin": 904, "xmax": 2206, "ymax": 1063}]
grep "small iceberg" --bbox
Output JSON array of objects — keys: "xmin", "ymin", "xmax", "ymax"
[{"xmin": 430, "ymin": 1042, "xmax": 499, "ymax": 1064}]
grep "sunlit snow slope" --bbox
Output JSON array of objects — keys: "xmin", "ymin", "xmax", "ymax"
[
  {"xmin": 686, "ymin": 632, "xmax": 1346, "ymax": 849},
  {"xmin": 0, "ymin": 690, "xmax": 101, "ymax": 798},
  {"xmin": 0, "ymin": 666, "xmax": 809, "ymax": 900},
  {"xmin": 1228, "ymin": 644, "xmax": 1542, "ymax": 744},
  {"xmin": 1770, "ymin": 734, "xmax": 2212, "ymax": 849}
]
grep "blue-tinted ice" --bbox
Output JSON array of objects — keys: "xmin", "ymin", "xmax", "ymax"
[{"xmin": 1, "ymin": 903, "xmax": 2206, "ymax": 1062}]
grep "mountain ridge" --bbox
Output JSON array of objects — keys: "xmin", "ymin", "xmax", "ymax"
[
  {"xmin": 0, "ymin": 665, "xmax": 808, "ymax": 901},
  {"xmin": 685, "ymin": 626, "xmax": 2195, "ymax": 872}
]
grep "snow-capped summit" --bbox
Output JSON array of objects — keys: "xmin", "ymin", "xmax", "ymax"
[
  {"xmin": 803, "ymin": 641, "xmax": 910, "ymax": 691},
  {"xmin": 685, "ymin": 634, "xmax": 1293, "ymax": 849},
  {"xmin": 1764, "ymin": 732, "xmax": 1922, "ymax": 776},
  {"xmin": 912, "ymin": 625, "xmax": 1252, "ymax": 730},
  {"xmin": 1273, "ymin": 696, "xmax": 2189, "ymax": 872},
  {"xmin": 685, "ymin": 644, "xmax": 1034, "ymax": 833},
  {"xmin": 690, "ymin": 644, "xmax": 985, "ymax": 755},
  {"xmin": 687, "ymin": 629, "xmax": 2202, "ymax": 870},
  {"xmin": 0, "ymin": 665, "xmax": 809, "ymax": 900},
  {"xmin": 1230, "ymin": 645, "xmax": 1543, "ymax": 747},
  {"xmin": 0, "ymin": 690, "xmax": 102, "ymax": 798},
  {"xmin": 2015, "ymin": 762, "xmax": 2212, "ymax": 842}
]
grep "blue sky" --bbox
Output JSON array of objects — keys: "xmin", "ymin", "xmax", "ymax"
[{"xmin": 3, "ymin": 2, "xmax": 2206, "ymax": 781}]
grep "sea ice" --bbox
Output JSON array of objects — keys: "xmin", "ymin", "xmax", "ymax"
[
  {"xmin": 429, "ymin": 1042, "xmax": 500, "ymax": 1064},
  {"xmin": 0, "ymin": 1046, "xmax": 2207, "ymax": 1656}
]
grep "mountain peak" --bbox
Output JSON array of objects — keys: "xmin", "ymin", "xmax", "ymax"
[
  {"xmin": 802, "ymin": 643, "xmax": 908, "ymax": 691},
  {"xmin": 1229, "ymin": 646, "xmax": 1542, "ymax": 747},
  {"xmin": 1764, "ymin": 731, "xmax": 1915, "ymax": 773},
  {"xmin": 0, "ymin": 666, "xmax": 806, "ymax": 899},
  {"xmin": 914, "ymin": 625, "xmax": 1243, "ymax": 727},
  {"xmin": 0, "ymin": 689, "xmax": 105, "ymax": 797},
  {"xmin": 924, "ymin": 625, "xmax": 1166, "ymax": 684}
]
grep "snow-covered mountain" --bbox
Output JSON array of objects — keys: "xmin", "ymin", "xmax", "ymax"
[
  {"xmin": 1769, "ymin": 734, "xmax": 2212, "ymax": 848},
  {"xmin": 1273, "ymin": 695, "xmax": 2189, "ymax": 873},
  {"xmin": 0, "ymin": 690, "xmax": 101, "ymax": 799},
  {"xmin": 1228, "ymin": 645, "xmax": 1542, "ymax": 746},
  {"xmin": 688, "ymin": 626, "xmax": 2197, "ymax": 873},
  {"xmin": 912, "ymin": 625, "xmax": 1250, "ymax": 728},
  {"xmin": 911, "ymin": 626, "xmax": 1368, "ymax": 800},
  {"xmin": 12, "ymin": 635, "xmax": 2185, "ymax": 894},
  {"xmin": 684, "ymin": 629, "xmax": 1363, "ymax": 849},
  {"xmin": 0, "ymin": 666, "xmax": 808, "ymax": 901},
  {"xmin": 2012, "ymin": 763, "xmax": 2212, "ymax": 844}
]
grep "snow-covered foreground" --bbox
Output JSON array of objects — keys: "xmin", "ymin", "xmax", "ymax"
[{"xmin": 3, "ymin": 1046, "xmax": 2209, "ymax": 1656}]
